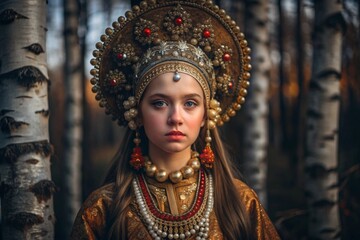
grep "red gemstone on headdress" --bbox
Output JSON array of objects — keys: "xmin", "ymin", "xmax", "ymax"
[
  {"xmin": 117, "ymin": 53, "xmax": 124, "ymax": 60},
  {"xmin": 228, "ymin": 81, "xmax": 234, "ymax": 90},
  {"xmin": 143, "ymin": 27, "xmax": 151, "ymax": 37},
  {"xmin": 175, "ymin": 17, "xmax": 183, "ymax": 26},
  {"xmin": 203, "ymin": 29, "xmax": 211, "ymax": 38},
  {"xmin": 223, "ymin": 53, "xmax": 231, "ymax": 61},
  {"xmin": 109, "ymin": 79, "xmax": 117, "ymax": 86}
]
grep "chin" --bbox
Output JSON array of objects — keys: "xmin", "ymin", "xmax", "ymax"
[{"xmin": 162, "ymin": 144, "xmax": 191, "ymax": 154}]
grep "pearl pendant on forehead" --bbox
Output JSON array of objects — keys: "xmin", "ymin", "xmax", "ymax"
[{"xmin": 173, "ymin": 71, "xmax": 181, "ymax": 81}]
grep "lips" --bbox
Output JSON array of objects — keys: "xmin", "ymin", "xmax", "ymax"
[{"xmin": 165, "ymin": 130, "xmax": 185, "ymax": 136}]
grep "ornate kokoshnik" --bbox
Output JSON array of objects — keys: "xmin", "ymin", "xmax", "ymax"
[{"xmin": 90, "ymin": 0, "xmax": 251, "ymax": 130}]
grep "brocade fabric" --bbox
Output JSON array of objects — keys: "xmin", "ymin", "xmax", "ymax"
[{"xmin": 70, "ymin": 173, "xmax": 280, "ymax": 239}]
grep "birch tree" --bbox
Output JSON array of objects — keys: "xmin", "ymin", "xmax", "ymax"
[
  {"xmin": 305, "ymin": 0, "xmax": 344, "ymax": 239},
  {"xmin": 0, "ymin": 0, "xmax": 55, "ymax": 239},
  {"xmin": 62, "ymin": 0, "xmax": 83, "ymax": 237},
  {"xmin": 243, "ymin": 0, "xmax": 271, "ymax": 207}
]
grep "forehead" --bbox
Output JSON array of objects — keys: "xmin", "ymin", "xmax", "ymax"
[{"xmin": 144, "ymin": 72, "xmax": 205, "ymax": 97}]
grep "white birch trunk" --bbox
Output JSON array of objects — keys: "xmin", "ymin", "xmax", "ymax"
[
  {"xmin": 243, "ymin": 0, "xmax": 271, "ymax": 207},
  {"xmin": 62, "ymin": 0, "xmax": 83, "ymax": 236},
  {"xmin": 0, "ymin": 0, "xmax": 55, "ymax": 239},
  {"xmin": 305, "ymin": 0, "xmax": 343, "ymax": 239}
]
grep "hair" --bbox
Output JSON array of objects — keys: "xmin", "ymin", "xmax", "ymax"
[{"xmin": 104, "ymin": 124, "xmax": 253, "ymax": 239}]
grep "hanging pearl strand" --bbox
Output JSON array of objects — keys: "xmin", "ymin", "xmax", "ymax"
[
  {"xmin": 132, "ymin": 171, "xmax": 214, "ymax": 240},
  {"xmin": 144, "ymin": 151, "xmax": 201, "ymax": 183}
]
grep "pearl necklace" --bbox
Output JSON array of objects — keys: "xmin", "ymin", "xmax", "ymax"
[
  {"xmin": 133, "ymin": 169, "xmax": 214, "ymax": 239},
  {"xmin": 144, "ymin": 151, "xmax": 201, "ymax": 183}
]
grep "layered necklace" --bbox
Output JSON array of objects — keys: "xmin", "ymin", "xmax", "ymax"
[
  {"xmin": 132, "ymin": 168, "xmax": 214, "ymax": 239},
  {"xmin": 143, "ymin": 151, "xmax": 201, "ymax": 183}
]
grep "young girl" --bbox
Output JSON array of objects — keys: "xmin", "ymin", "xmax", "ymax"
[{"xmin": 71, "ymin": 1, "xmax": 280, "ymax": 239}]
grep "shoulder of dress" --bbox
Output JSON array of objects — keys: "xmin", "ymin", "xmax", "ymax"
[
  {"xmin": 232, "ymin": 178, "xmax": 259, "ymax": 203},
  {"xmin": 81, "ymin": 183, "xmax": 115, "ymax": 209}
]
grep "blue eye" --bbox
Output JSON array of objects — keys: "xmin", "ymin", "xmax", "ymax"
[
  {"xmin": 152, "ymin": 100, "xmax": 167, "ymax": 108},
  {"xmin": 184, "ymin": 101, "xmax": 198, "ymax": 108}
]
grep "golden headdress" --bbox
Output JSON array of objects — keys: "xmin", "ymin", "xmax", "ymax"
[{"xmin": 90, "ymin": 0, "xmax": 251, "ymax": 131}]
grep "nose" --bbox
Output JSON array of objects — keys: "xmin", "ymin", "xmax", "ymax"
[{"xmin": 167, "ymin": 106, "xmax": 183, "ymax": 125}]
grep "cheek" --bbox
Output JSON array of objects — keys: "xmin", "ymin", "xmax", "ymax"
[
  {"xmin": 188, "ymin": 110, "xmax": 206, "ymax": 128},
  {"xmin": 141, "ymin": 111, "xmax": 160, "ymax": 140},
  {"xmin": 140, "ymin": 108, "xmax": 165, "ymax": 129}
]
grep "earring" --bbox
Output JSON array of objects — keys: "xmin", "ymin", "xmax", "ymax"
[
  {"xmin": 123, "ymin": 96, "xmax": 144, "ymax": 170},
  {"xmin": 129, "ymin": 131, "xmax": 145, "ymax": 170},
  {"xmin": 200, "ymin": 99, "xmax": 221, "ymax": 168},
  {"xmin": 200, "ymin": 128, "xmax": 215, "ymax": 168}
]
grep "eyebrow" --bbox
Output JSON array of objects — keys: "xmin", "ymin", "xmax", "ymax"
[{"xmin": 148, "ymin": 93, "xmax": 203, "ymax": 99}]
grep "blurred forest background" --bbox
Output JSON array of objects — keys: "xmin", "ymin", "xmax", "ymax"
[{"xmin": 1, "ymin": 0, "xmax": 359, "ymax": 239}]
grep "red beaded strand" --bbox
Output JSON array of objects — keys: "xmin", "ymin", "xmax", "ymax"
[{"xmin": 137, "ymin": 169, "xmax": 206, "ymax": 221}]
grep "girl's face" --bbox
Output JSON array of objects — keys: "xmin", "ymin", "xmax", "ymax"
[{"xmin": 140, "ymin": 72, "xmax": 206, "ymax": 155}]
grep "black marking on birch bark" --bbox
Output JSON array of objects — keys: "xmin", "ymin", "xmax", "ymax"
[
  {"xmin": 23, "ymin": 43, "xmax": 45, "ymax": 55},
  {"xmin": 0, "ymin": 67, "xmax": 48, "ymax": 89},
  {"xmin": 329, "ymin": 94, "xmax": 340, "ymax": 101},
  {"xmin": 0, "ymin": 116, "xmax": 29, "ymax": 134},
  {"xmin": 29, "ymin": 180, "xmax": 58, "ymax": 203},
  {"xmin": 328, "ymin": 182, "xmax": 339, "ymax": 189},
  {"xmin": 307, "ymin": 108, "xmax": 323, "ymax": 119},
  {"xmin": 312, "ymin": 199, "xmax": 336, "ymax": 208},
  {"xmin": 249, "ymin": 101, "xmax": 259, "ymax": 110},
  {"xmin": 247, "ymin": 167, "xmax": 260, "ymax": 175},
  {"xmin": 320, "ymin": 228, "xmax": 337, "ymax": 235},
  {"xmin": 15, "ymin": 95, "xmax": 32, "ymax": 99},
  {"xmin": 7, "ymin": 212, "xmax": 44, "ymax": 231},
  {"xmin": 257, "ymin": 56, "xmax": 265, "ymax": 63},
  {"xmin": 316, "ymin": 69, "xmax": 341, "ymax": 80},
  {"xmin": 17, "ymin": 66, "xmax": 47, "ymax": 89},
  {"xmin": 6, "ymin": 135, "xmax": 22, "ymax": 139},
  {"xmin": 0, "ymin": 140, "xmax": 53, "ymax": 163},
  {"xmin": 35, "ymin": 109, "xmax": 49, "ymax": 116},
  {"xmin": 256, "ymin": 19, "xmax": 266, "ymax": 28},
  {"xmin": 0, "ymin": 9, "xmax": 28, "ymax": 25},
  {"xmin": 306, "ymin": 164, "xmax": 338, "ymax": 179},
  {"xmin": 309, "ymin": 80, "xmax": 323, "ymax": 91},
  {"xmin": 306, "ymin": 164, "xmax": 327, "ymax": 179},
  {"xmin": 323, "ymin": 133, "xmax": 336, "ymax": 141},
  {"xmin": 324, "ymin": 12, "xmax": 347, "ymax": 34},
  {"xmin": 251, "ymin": 132, "xmax": 261, "ymax": 139},
  {"xmin": 0, "ymin": 109, "xmax": 14, "ymax": 116},
  {"xmin": 26, "ymin": 159, "xmax": 39, "ymax": 164}
]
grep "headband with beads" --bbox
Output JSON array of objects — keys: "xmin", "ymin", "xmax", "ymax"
[{"xmin": 90, "ymin": 0, "xmax": 251, "ymax": 129}]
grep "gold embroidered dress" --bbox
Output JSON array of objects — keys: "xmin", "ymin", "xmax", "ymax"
[{"xmin": 70, "ymin": 172, "xmax": 280, "ymax": 239}]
